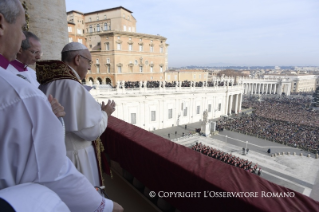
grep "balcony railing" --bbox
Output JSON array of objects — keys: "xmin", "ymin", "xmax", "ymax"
[{"xmin": 101, "ymin": 117, "xmax": 319, "ymax": 212}]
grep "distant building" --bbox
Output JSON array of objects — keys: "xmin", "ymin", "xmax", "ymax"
[
  {"xmin": 67, "ymin": 7, "xmax": 169, "ymax": 86},
  {"xmin": 240, "ymin": 70, "xmax": 251, "ymax": 75},
  {"xmin": 91, "ymin": 82, "xmax": 243, "ymax": 131},
  {"xmin": 264, "ymin": 74, "xmax": 317, "ymax": 93},
  {"xmin": 165, "ymin": 70, "xmax": 208, "ymax": 82},
  {"xmin": 67, "ymin": 11, "xmax": 86, "ymax": 46}
]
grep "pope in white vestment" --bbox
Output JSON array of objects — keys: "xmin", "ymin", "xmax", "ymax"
[{"xmin": 38, "ymin": 63, "xmax": 107, "ymax": 186}]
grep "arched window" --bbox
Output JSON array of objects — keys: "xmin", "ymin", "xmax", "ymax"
[
  {"xmin": 104, "ymin": 23, "xmax": 107, "ymax": 31},
  {"xmin": 106, "ymin": 78, "xmax": 111, "ymax": 84},
  {"xmin": 97, "ymin": 24, "xmax": 100, "ymax": 32}
]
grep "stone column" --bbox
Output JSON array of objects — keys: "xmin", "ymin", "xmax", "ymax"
[
  {"xmin": 21, "ymin": 0, "xmax": 68, "ymax": 60},
  {"xmin": 258, "ymin": 83, "xmax": 261, "ymax": 94},
  {"xmin": 287, "ymin": 84, "xmax": 291, "ymax": 96},
  {"xmin": 278, "ymin": 83, "xmax": 282, "ymax": 95},
  {"xmin": 122, "ymin": 81, "xmax": 126, "ymax": 92},
  {"xmin": 266, "ymin": 84, "xmax": 269, "ymax": 94},
  {"xmin": 234, "ymin": 94, "xmax": 238, "ymax": 114},
  {"xmin": 238, "ymin": 94, "xmax": 242, "ymax": 113},
  {"xmin": 228, "ymin": 95, "xmax": 233, "ymax": 115},
  {"xmin": 274, "ymin": 84, "xmax": 277, "ymax": 94},
  {"xmin": 144, "ymin": 80, "xmax": 147, "ymax": 92},
  {"xmin": 225, "ymin": 94, "xmax": 228, "ymax": 115}
]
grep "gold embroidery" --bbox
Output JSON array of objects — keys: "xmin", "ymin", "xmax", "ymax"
[{"xmin": 36, "ymin": 60, "xmax": 81, "ymax": 85}]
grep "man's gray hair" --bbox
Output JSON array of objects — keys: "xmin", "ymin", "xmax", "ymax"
[
  {"xmin": 21, "ymin": 31, "xmax": 40, "ymax": 50},
  {"xmin": 0, "ymin": 0, "xmax": 22, "ymax": 24},
  {"xmin": 62, "ymin": 50, "xmax": 82, "ymax": 63}
]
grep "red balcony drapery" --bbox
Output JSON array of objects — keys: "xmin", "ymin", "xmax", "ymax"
[{"xmin": 101, "ymin": 116, "xmax": 319, "ymax": 212}]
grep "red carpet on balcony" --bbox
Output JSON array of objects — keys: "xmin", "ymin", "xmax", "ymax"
[{"xmin": 101, "ymin": 116, "xmax": 319, "ymax": 212}]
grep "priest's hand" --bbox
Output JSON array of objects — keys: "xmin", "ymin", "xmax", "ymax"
[
  {"xmin": 48, "ymin": 94, "xmax": 66, "ymax": 118},
  {"xmin": 112, "ymin": 201, "xmax": 124, "ymax": 212},
  {"xmin": 102, "ymin": 100, "xmax": 116, "ymax": 117}
]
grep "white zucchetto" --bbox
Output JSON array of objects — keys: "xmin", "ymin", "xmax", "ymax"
[{"xmin": 61, "ymin": 42, "xmax": 88, "ymax": 53}]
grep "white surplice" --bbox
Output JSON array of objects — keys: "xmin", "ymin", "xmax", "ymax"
[
  {"xmin": 7, "ymin": 64, "xmax": 40, "ymax": 87},
  {"xmin": 39, "ymin": 67, "xmax": 108, "ymax": 187},
  {"xmin": 0, "ymin": 183, "xmax": 70, "ymax": 212},
  {"xmin": 0, "ymin": 64, "xmax": 112, "ymax": 212}
]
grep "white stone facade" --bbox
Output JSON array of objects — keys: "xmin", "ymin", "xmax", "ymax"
[
  {"xmin": 90, "ymin": 83, "xmax": 244, "ymax": 131},
  {"xmin": 239, "ymin": 77, "xmax": 292, "ymax": 95},
  {"xmin": 264, "ymin": 75, "xmax": 317, "ymax": 93}
]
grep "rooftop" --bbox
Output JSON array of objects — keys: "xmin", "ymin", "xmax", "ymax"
[{"xmin": 67, "ymin": 6, "xmax": 133, "ymax": 16}]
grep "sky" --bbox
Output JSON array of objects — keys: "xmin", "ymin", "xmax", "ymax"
[{"xmin": 66, "ymin": 0, "xmax": 319, "ymax": 67}]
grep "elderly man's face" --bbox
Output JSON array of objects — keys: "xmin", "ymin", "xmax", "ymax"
[
  {"xmin": 18, "ymin": 37, "xmax": 42, "ymax": 65},
  {"xmin": 0, "ymin": 2, "xmax": 26, "ymax": 61},
  {"xmin": 77, "ymin": 49, "xmax": 91, "ymax": 80}
]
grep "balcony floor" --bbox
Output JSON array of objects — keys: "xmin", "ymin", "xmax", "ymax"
[{"xmin": 103, "ymin": 170, "xmax": 160, "ymax": 212}]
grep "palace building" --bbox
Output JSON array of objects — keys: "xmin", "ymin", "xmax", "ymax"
[{"xmin": 66, "ymin": 7, "xmax": 169, "ymax": 87}]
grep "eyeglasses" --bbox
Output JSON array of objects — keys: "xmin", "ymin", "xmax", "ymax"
[
  {"xmin": 29, "ymin": 50, "xmax": 43, "ymax": 57},
  {"xmin": 79, "ymin": 55, "xmax": 93, "ymax": 65}
]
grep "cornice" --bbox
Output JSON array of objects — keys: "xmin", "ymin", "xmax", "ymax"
[{"xmin": 99, "ymin": 31, "xmax": 167, "ymax": 40}]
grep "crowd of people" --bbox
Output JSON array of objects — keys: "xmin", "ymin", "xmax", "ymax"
[
  {"xmin": 218, "ymin": 96, "xmax": 319, "ymax": 153},
  {"xmin": 192, "ymin": 142, "xmax": 262, "ymax": 175},
  {"xmin": 119, "ymin": 80, "xmax": 235, "ymax": 89},
  {"xmin": 242, "ymin": 97, "xmax": 317, "ymax": 127},
  {"xmin": 124, "ymin": 81, "xmax": 140, "ymax": 88},
  {"xmin": 291, "ymin": 91, "xmax": 314, "ymax": 96},
  {"xmin": 147, "ymin": 81, "xmax": 161, "ymax": 88},
  {"xmin": 165, "ymin": 81, "xmax": 176, "ymax": 87}
]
